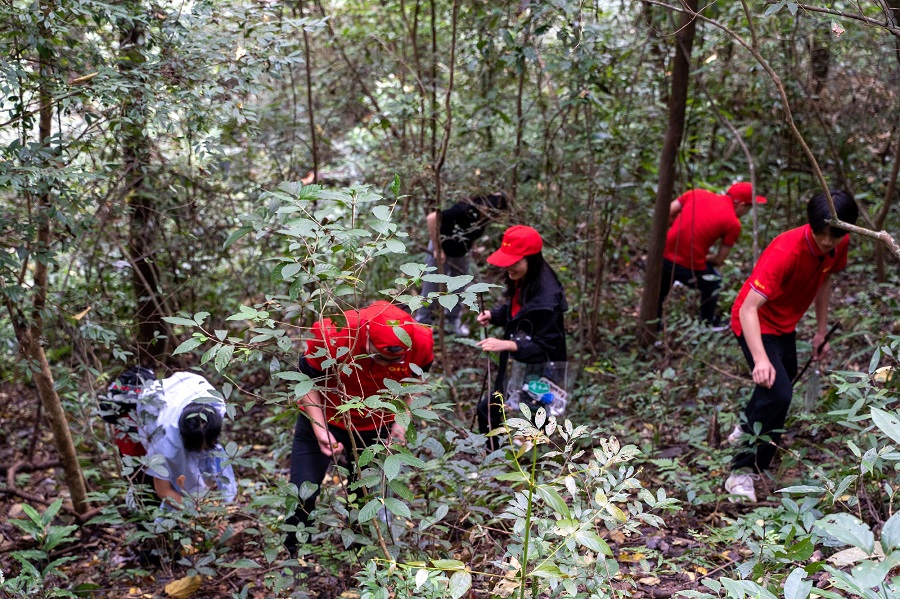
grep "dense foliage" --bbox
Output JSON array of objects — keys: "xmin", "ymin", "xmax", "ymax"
[{"xmin": 1, "ymin": 0, "xmax": 899, "ymax": 597}]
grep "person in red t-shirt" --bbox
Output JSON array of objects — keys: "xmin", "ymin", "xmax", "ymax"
[
  {"xmin": 658, "ymin": 182, "xmax": 767, "ymax": 328},
  {"xmin": 725, "ymin": 190, "xmax": 858, "ymax": 502},
  {"xmin": 284, "ymin": 301, "xmax": 434, "ymax": 555}
]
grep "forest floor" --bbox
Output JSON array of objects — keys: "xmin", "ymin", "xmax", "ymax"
[{"xmin": 0, "ymin": 305, "xmax": 895, "ymax": 598}]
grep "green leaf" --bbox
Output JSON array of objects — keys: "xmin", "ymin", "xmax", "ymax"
[
  {"xmin": 358, "ymin": 499, "xmax": 382, "ymax": 523},
  {"xmin": 871, "ymin": 408, "xmax": 900, "ymax": 446},
  {"xmin": 174, "ymin": 337, "xmax": 204, "ymax": 355},
  {"xmin": 372, "ymin": 205, "xmax": 392, "ymax": 221},
  {"xmin": 383, "ymin": 454, "xmax": 402, "ymax": 481},
  {"xmin": 784, "ymin": 567, "xmax": 812, "ymax": 599},
  {"xmin": 849, "ymin": 559, "xmax": 893, "ymax": 589},
  {"xmin": 574, "ymin": 530, "xmax": 612, "ymax": 555},
  {"xmin": 881, "ymin": 512, "xmax": 900, "ymax": 552},
  {"xmin": 531, "ymin": 563, "xmax": 564, "ymax": 578},
  {"xmin": 430, "ymin": 559, "xmax": 466, "ymax": 570},
  {"xmin": 215, "ymin": 344, "xmax": 234, "ymax": 371},
  {"xmin": 536, "ymin": 484, "xmax": 571, "ymax": 518},
  {"xmin": 223, "ymin": 226, "xmax": 252, "ymax": 249},
  {"xmin": 815, "ymin": 513, "xmax": 875, "ymax": 554},
  {"xmin": 777, "ymin": 485, "xmax": 826, "ymax": 494},
  {"xmin": 163, "ymin": 316, "xmax": 202, "ymax": 327},
  {"xmin": 438, "ymin": 294, "xmax": 459, "ymax": 310},
  {"xmin": 281, "ymin": 263, "xmax": 304, "ymax": 280},
  {"xmin": 293, "ymin": 380, "xmax": 314, "ymax": 398},
  {"xmin": 448, "ymin": 570, "xmax": 472, "ymax": 599},
  {"xmin": 274, "ymin": 371, "xmax": 311, "ymax": 382},
  {"xmin": 382, "ymin": 497, "xmax": 410, "ymax": 519},
  {"xmin": 222, "ymin": 558, "xmax": 262, "ymax": 569},
  {"xmin": 495, "ymin": 471, "xmax": 529, "ymax": 483}
]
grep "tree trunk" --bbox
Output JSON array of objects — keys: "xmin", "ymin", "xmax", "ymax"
[
  {"xmin": 120, "ymin": 21, "xmax": 167, "ymax": 365},
  {"xmin": 637, "ymin": 0, "xmax": 699, "ymax": 346},
  {"xmin": 9, "ymin": 315, "xmax": 90, "ymax": 515},
  {"xmin": 875, "ymin": 0, "xmax": 900, "ymax": 281},
  {"xmin": 4, "ymin": 10, "xmax": 90, "ymax": 513}
]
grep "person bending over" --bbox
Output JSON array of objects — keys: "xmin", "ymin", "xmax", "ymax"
[
  {"xmin": 658, "ymin": 182, "xmax": 767, "ymax": 329},
  {"xmin": 725, "ymin": 189, "xmax": 858, "ymax": 502},
  {"xmin": 285, "ymin": 301, "xmax": 434, "ymax": 557}
]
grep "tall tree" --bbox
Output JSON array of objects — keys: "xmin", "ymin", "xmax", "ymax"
[
  {"xmin": 637, "ymin": 0, "xmax": 700, "ymax": 346},
  {"xmin": 2, "ymin": 0, "xmax": 89, "ymax": 516}
]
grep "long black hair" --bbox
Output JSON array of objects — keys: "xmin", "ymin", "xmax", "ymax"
[
  {"xmin": 178, "ymin": 403, "xmax": 223, "ymax": 452},
  {"xmin": 504, "ymin": 252, "xmax": 562, "ymax": 302}
]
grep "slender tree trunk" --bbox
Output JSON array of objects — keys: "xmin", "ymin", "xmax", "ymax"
[
  {"xmin": 432, "ymin": 0, "xmax": 459, "ymax": 378},
  {"xmin": 300, "ymin": 0, "xmax": 319, "ymax": 180},
  {"xmin": 875, "ymin": 1, "xmax": 900, "ymax": 280},
  {"xmin": 9, "ymin": 314, "xmax": 89, "ymax": 515},
  {"xmin": 637, "ymin": 0, "xmax": 699, "ymax": 346},
  {"xmin": 120, "ymin": 20, "xmax": 167, "ymax": 365},
  {"xmin": 511, "ymin": 26, "xmax": 529, "ymax": 202},
  {"xmin": 4, "ymin": 5, "xmax": 90, "ymax": 515}
]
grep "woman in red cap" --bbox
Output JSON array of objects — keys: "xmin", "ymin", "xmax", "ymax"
[{"xmin": 476, "ymin": 226, "xmax": 568, "ymax": 447}]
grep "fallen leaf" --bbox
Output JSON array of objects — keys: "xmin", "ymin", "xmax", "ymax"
[
  {"xmin": 339, "ymin": 591, "xmax": 360, "ymax": 599},
  {"xmin": 128, "ymin": 588, "xmax": 142, "ymax": 597},
  {"xmin": 618, "ymin": 552, "xmax": 646, "ymax": 563},
  {"xmin": 608, "ymin": 530, "xmax": 626, "ymax": 544},
  {"xmin": 165, "ymin": 575, "xmax": 201, "ymax": 598},
  {"xmin": 695, "ymin": 566, "xmax": 708, "ymax": 575},
  {"xmin": 639, "ymin": 576, "xmax": 661, "ymax": 585},
  {"xmin": 827, "ymin": 542, "xmax": 884, "ymax": 567}
]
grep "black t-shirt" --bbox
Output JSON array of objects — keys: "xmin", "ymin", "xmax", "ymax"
[{"xmin": 440, "ymin": 202, "xmax": 488, "ymax": 257}]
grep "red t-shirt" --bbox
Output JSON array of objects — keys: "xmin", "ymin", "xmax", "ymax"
[
  {"xmin": 731, "ymin": 224, "xmax": 849, "ymax": 336},
  {"xmin": 663, "ymin": 189, "xmax": 742, "ymax": 271},
  {"xmin": 301, "ymin": 312, "xmax": 435, "ymax": 431}
]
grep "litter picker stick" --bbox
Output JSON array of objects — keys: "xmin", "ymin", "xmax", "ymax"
[{"xmin": 791, "ymin": 321, "xmax": 840, "ymax": 388}]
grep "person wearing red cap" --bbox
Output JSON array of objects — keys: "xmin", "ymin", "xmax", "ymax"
[
  {"xmin": 475, "ymin": 226, "xmax": 568, "ymax": 448},
  {"xmin": 658, "ymin": 182, "xmax": 767, "ymax": 329},
  {"xmin": 724, "ymin": 190, "xmax": 858, "ymax": 502},
  {"xmin": 284, "ymin": 300, "xmax": 434, "ymax": 555}
]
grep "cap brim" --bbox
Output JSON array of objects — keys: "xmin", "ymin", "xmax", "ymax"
[
  {"xmin": 487, "ymin": 248, "xmax": 523, "ymax": 268},
  {"xmin": 755, "ymin": 196, "xmax": 767, "ymax": 204}
]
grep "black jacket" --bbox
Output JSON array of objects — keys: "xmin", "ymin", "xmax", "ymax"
[{"xmin": 489, "ymin": 261, "xmax": 567, "ymax": 369}]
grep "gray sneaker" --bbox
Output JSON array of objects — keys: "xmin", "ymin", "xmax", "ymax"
[{"xmin": 725, "ymin": 471, "xmax": 759, "ymax": 502}]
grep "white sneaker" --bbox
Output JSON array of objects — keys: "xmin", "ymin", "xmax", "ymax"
[
  {"xmin": 725, "ymin": 471, "xmax": 759, "ymax": 502},
  {"xmin": 727, "ymin": 424, "xmax": 744, "ymax": 445}
]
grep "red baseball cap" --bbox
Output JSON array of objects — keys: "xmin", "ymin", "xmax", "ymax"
[
  {"xmin": 727, "ymin": 182, "xmax": 767, "ymax": 205},
  {"xmin": 487, "ymin": 225, "xmax": 543, "ymax": 267},
  {"xmin": 360, "ymin": 301, "xmax": 414, "ymax": 357}
]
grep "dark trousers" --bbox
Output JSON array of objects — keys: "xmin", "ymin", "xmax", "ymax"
[
  {"xmin": 285, "ymin": 414, "xmax": 384, "ymax": 552},
  {"xmin": 658, "ymin": 259, "xmax": 722, "ymax": 326},
  {"xmin": 732, "ymin": 332, "xmax": 797, "ymax": 472}
]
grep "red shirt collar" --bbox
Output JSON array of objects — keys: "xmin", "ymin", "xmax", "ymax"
[{"xmin": 803, "ymin": 225, "xmax": 828, "ymax": 258}]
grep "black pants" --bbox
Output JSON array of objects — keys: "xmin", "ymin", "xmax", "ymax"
[
  {"xmin": 732, "ymin": 332, "xmax": 797, "ymax": 472},
  {"xmin": 285, "ymin": 414, "xmax": 384, "ymax": 552},
  {"xmin": 658, "ymin": 259, "xmax": 722, "ymax": 326}
]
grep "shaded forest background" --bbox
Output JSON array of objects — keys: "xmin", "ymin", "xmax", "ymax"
[{"xmin": 1, "ymin": 0, "xmax": 900, "ymax": 598}]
